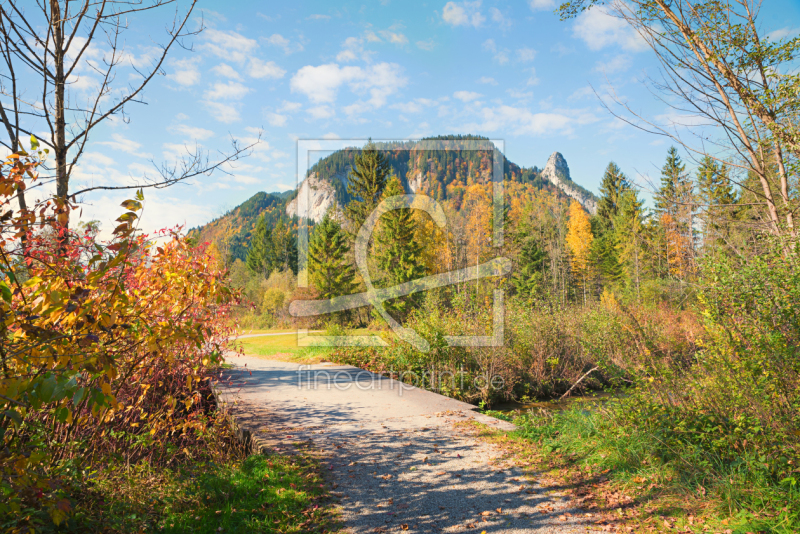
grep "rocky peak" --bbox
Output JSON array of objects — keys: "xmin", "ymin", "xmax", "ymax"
[{"xmin": 540, "ymin": 151, "xmax": 598, "ymax": 214}]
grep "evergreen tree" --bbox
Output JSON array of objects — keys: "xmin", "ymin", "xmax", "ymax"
[
  {"xmin": 344, "ymin": 140, "xmax": 391, "ymax": 235},
  {"xmin": 271, "ymin": 218, "xmax": 298, "ymax": 274},
  {"xmin": 655, "ymin": 147, "xmax": 690, "ymax": 218},
  {"xmin": 612, "ymin": 189, "xmax": 646, "ymax": 298},
  {"xmin": 655, "ymin": 147, "xmax": 695, "ymax": 276},
  {"xmin": 697, "ymin": 156, "xmax": 737, "ymax": 252},
  {"xmin": 511, "ymin": 237, "xmax": 547, "ymax": 301},
  {"xmin": 308, "ymin": 212, "xmax": 356, "ymax": 300},
  {"xmin": 373, "ymin": 177, "xmax": 426, "ymax": 317},
  {"xmin": 246, "ymin": 215, "xmax": 275, "ymax": 277},
  {"xmin": 597, "ymin": 162, "xmax": 631, "ymax": 227}
]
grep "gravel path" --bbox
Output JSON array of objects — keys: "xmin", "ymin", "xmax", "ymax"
[{"xmin": 218, "ymin": 355, "xmax": 599, "ymax": 533}]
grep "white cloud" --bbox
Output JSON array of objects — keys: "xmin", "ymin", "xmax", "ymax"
[
  {"xmin": 460, "ymin": 105, "xmax": 598, "ymax": 136},
  {"xmin": 306, "ymin": 105, "xmax": 335, "ymax": 119},
  {"xmin": 768, "ymin": 27, "xmax": 800, "ymax": 41},
  {"xmin": 279, "ymin": 101, "xmax": 302, "ymax": 112},
  {"xmin": 97, "ymin": 133, "xmax": 151, "ymax": 157},
  {"xmin": 390, "ymin": 98, "xmax": 437, "ymax": 114},
  {"xmin": 322, "ymin": 132, "xmax": 340, "ymax": 139},
  {"xmin": 594, "ymin": 54, "xmax": 631, "ymax": 73},
  {"xmin": 482, "ymin": 39, "xmax": 509, "ymax": 64},
  {"xmin": 416, "ymin": 39, "xmax": 435, "ymax": 50},
  {"xmin": 265, "ymin": 34, "xmax": 304, "ymax": 54},
  {"xmin": 203, "ymin": 101, "xmax": 240, "ymax": 123},
  {"xmin": 200, "ymin": 29, "xmax": 258, "ymax": 63},
  {"xmin": 379, "ymin": 30, "xmax": 408, "ymax": 45},
  {"xmin": 517, "ymin": 47, "xmax": 537, "ymax": 62},
  {"xmin": 290, "ymin": 62, "xmax": 406, "ymax": 110},
  {"xmin": 210, "ymin": 63, "xmax": 243, "ymax": 81},
  {"xmin": 266, "ymin": 113, "xmax": 287, "ymax": 126},
  {"xmin": 168, "ymin": 57, "xmax": 201, "ymax": 87},
  {"xmin": 478, "ymin": 76, "xmax": 498, "ymax": 85},
  {"xmin": 308, "ymin": 14, "xmax": 330, "ymax": 20},
  {"xmin": 490, "ymin": 7, "xmax": 511, "ymax": 29},
  {"xmin": 454, "ymin": 90, "xmax": 482, "ymax": 102},
  {"xmin": 169, "ymin": 124, "xmax": 214, "ymax": 140},
  {"xmin": 442, "ymin": 1, "xmax": 485, "ymax": 28},
  {"xmin": 528, "ymin": 0, "xmax": 556, "ymax": 11},
  {"xmin": 507, "ymin": 89, "xmax": 534, "ymax": 100},
  {"xmin": 572, "ymin": 6, "xmax": 647, "ymax": 52},
  {"xmin": 248, "ymin": 58, "xmax": 286, "ymax": 79},
  {"xmin": 204, "ymin": 81, "xmax": 250, "ymax": 100},
  {"xmin": 526, "ymin": 67, "xmax": 540, "ymax": 85}
]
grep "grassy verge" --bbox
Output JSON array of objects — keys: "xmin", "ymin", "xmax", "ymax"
[
  {"xmin": 469, "ymin": 401, "xmax": 800, "ymax": 533},
  {"xmin": 53, "ymin": 446, "xmax": 339, "ymax": 533},
  {"xmin": 237, "ymin": 329, "xmax": 389, "ymax": 363}
]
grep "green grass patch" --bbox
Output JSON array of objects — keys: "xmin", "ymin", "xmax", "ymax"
[
  {"xmin": 56, "ymin": 451, "xmax": 339, "ymax": 533},
  {"xmin": 238, "ymin": 329, "xmax": 390, "ymax": 363},
  {"xmin": 505, "ymin": 400, "xmax": 800, "ymax": 533}
]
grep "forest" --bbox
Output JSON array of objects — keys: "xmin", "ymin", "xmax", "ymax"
[{"xmin": 1, "ymin": 0, "xmax": 799, "ymax": 532}]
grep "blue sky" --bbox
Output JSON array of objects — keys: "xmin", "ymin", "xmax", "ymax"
[{"xmin": 65, "ymin": 0, "xmax": 800, "ymax": 234}]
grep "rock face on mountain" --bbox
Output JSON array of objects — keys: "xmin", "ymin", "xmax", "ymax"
[
  {"xmin": 285, "ymin": 172, "xmax": 337, "ymax": 222},
  {"xmin": 540, "ymin": 152, "xmax": 598, "ymax": 214}
]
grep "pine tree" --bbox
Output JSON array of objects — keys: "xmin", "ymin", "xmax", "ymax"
[
  {"xmin": 344, "ymin": 140, "xmax": 391, "ymax": 235},
  {"xmin": 655, "ymin": 147, "xmax": 690, "ymax": 217},
  {"xmin": 597, "ymin": 162, "xmax": 631, "ymax": 227},
  {"xmin": 612, "ymin": 189, "xmax": 646, "ymax": 299},
  {"xmin": 373, "ymin": 177, "xmax": 426, "ymax": 317},
  {"xmin": 655, "ymin": 147, "xmax": 695, "ymax": 277},
  {"xmin": 246, "ymin": 215, "xmax": 275, "ymax": 277},
  {"xmin": 697, "ymin": 156, "xmax": 737, "ymax": 253},
  {"xmin": 308, "ymin": 212, "xmax": 356, "ymax": 300},
  {"xmin": 271, "ymin": 218, "xmax": 298, "ymax": 274},
  {"xmin": 566, "ymin": 200, "xmax": 594, "ymax": 305},
  {"xmin": 511, "ymin": 237, "xmax": 547, "ymax": 301}
]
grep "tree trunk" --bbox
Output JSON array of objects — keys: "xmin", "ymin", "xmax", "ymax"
[{"xmin": 51, "ymin": 0, "xmax": 68, "ymax": 206}]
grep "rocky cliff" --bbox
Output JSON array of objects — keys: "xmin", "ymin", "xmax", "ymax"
[
  {"xmin": 540, "ymin": 152, "xmax": 598, "ymax": 214},
  {"xmin": 285, "ymin": 171, "xmax": 339, "ymax": 221}
]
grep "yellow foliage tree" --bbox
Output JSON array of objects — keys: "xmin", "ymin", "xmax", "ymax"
[{"xmin": 566, "ymin": 200, "xmax": 594, "ymax": 304}]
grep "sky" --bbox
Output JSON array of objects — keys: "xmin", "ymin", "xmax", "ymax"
[{"xmin": 51, "ymin": 0, "xmax": 800, "ymax": 235}]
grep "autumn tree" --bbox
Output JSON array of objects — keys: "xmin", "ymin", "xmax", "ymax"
[
  {"xmin": 566, "ymin": 200, "xmax": 594, "ymax": 304},
  {"xmin": 0, "ymin": 0, "xmax": 252, "ymax": 220},
  {"xmin": 558, "ymin": 0, "xmax": 800, "ymax": 238}
]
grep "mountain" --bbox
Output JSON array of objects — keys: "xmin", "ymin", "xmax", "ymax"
[
  {"xmin": 540, "ymin": 152, "xmax": 598, "ymax": 214},
  {"xmin": 189, "ymin": 136, "xmax": 599, "ymax": 262}
]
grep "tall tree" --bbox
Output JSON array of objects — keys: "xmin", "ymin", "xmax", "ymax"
[
  {"xmin": 246, "ymin": 215, "xmax": 275, "ymax": 277},
  {"xmin": 566, "ymin": 200, "xmax": 594, "ymax": 305},
  {"xmin": 0, "ymin": 0, "xmax": 251, "ymax": 219},
  {"xmin": 655, "ymin": 147, "xmax": 696, "ymax": 277},
  {"xmin": 558, "ymin": 0, "xmax": 800, "ymax": 237},
  {"xmin": 373, "ymin": 177, "xmax": 426, "ymax": 317},
  {"xmin": 344, "ymin": 140, "xmax": 391, "ymax": 235},
  {"xmin": 697, "ymin": 156, "xmax": 737, "ymax": 253},
  {"xmin": 597, "ymin": 162, "xmax": 631, "ymax": 227},
  {"xmin": 271, "ymin": 218, "xmax": 298, "ymax": 274},
  {"xmin": 613, "ymin": 189, "xmax": 646, "ymax": 299},
  {"xmin": 308, "ymin": 212, "xmax": 356, "ymax": 301}
]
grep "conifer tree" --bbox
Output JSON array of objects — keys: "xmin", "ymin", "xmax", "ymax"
[
  {"xmin": 655, "ymin": 147, "xmax": 695, "ymax": 276},
  {"xmin": 697, "ymin": 156, "xmax": 737, "ymax": 253},
  {"xmin": 308, "ymin": 212, "xmax": 356, "ymax": 300},
  {"xmin": 271, "ymin": 218, "xmax": 298, "ymax": 274},
  {"xmin": 246, "ymin": 215, "xmax": 275, "ymax": 277},
  {"xmin": 612, "ymin": 189, "xmax": 646, "ymax": 299},
  {"xmin": 344, "ymin": 140, "xmax": 391, "ymax": 235},
  {"xmin": 511, "ymin": 237, "xmax": 547, "ymax": 301},
  {"xmin": 655, "ymin": 147, "xmax": 690, "ymax": 218},
  {"xmin": 373, "ymin": 176, "xmax": 426, "ymax": 317},
  {"xmin": 597, "ymin": 162, "xmax": 631, "ymax": 227}
]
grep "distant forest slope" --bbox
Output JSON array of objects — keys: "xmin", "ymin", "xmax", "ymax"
[{"xmin": 189, "ymin": 135, "xmax": 598, "ymax": 263}]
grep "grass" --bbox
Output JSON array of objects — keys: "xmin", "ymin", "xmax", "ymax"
[
  {"xmin": 470, "ymin": 401, "xmax": 800, "ymax": 533},
  {"xmin": 56, "ymin": 448, "xmax": 340, "ymax": 533},
  {"xmin": 236, "ymin": 329, "xmax": 390, "ymax": 363}
]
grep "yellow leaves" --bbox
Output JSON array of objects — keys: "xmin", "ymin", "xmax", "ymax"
[
  {"xmin": 566, "ymin": 200, "xmax": 593, "ymax": 279},
  {"xmin": 101, "ymin": 382, "xmax": 112, "ymax": 396}
]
